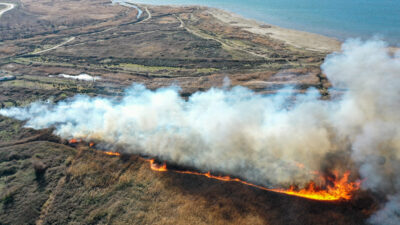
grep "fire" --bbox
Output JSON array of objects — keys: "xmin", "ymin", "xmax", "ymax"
[
  {"xmin": 271, "ymin": 171, "xmax": 361, "ymax": 201},
  {"xmin": 103, "ymin": 151, "xmax": 121, "ymax": 156},
  {"xmin": 146, "ymin": 160, "xmax": 360, "ymax": 201},
  {"xmin": 68, "ymin": 139, "xmax": 79, "ymax": 144},
  {"xmin": 97, "ymin": 150, "xmax": 360, "ymax": 201},
  {"xmin": 69, "ymin": 139, "xmax": 95, "ymax": 147},
  {"xmin": 146, "ymin": 159, "xmax": 168, "ymax": 172},
  {"xmin": 176, "ymin": 170, "xmax": 242, "ymax": 182}
]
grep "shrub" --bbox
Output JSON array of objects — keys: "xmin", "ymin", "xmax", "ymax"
[{"xmin": 32, "ymin": 159, "xmax": 47, "ymax": 179}]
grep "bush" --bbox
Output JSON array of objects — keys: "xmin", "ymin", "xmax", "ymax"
[
  {"xmin": 1, "ymin": 191, "xmax": 15, "ymax": 206},
  {"xmin": 32, "ymin": 159, "xmax": 47, "ymax": 179}
]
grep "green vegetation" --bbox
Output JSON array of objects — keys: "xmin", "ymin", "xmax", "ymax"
[
  {"xmin": 13, "ymin": 57, "xmax": 75, "ymax": 68},
  {"xmin": 111, "ymin": 63, "xmax": 218, "ymax": 75},
  {"xmin": 1, "ymin": 190, "xmax": 15, "ymax": 205},
  {"xmin": 0, "ymin": 117, "xmax": 23, "ymax": 142}
]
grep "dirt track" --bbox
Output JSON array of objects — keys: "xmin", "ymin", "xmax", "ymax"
[{"xmin": 31, "ymin": 37, "xmax": 76, "ymax": 55}]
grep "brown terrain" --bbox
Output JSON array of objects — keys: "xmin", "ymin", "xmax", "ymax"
[{"xmin": 0, "ymin": 0, "xmax": 376, "ymax": 224}]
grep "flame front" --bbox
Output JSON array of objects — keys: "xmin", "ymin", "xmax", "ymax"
[
  {"xmin": 146, "ymin": 159, "xmax": 168, "ymax": 172},
  {"xmin": 144, "ymin": 159, "xmax": 360, "ymax": 201},
  {"xmin": 103, "ymin": 151, "xmax": 121, "ymax": 156},
  {"xmin": 68, "ymin": 139, "xmax": 79, "ymax": 144},
  {"xmin": 96, "ymin": 149, "xmax": 360, "ymax": 201},
  {"xmin": 271, "ymin": 172, "xmax": 361, "ymax": 201}
]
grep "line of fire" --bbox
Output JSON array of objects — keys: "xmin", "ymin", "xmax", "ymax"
[{"xmin": 68, "ymin": 138, "xmax": 361, "ymax": 202}]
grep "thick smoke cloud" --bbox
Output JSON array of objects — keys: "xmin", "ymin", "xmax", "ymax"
[{"xmin": 1, "ymin": 40, "xmax": 399, "ymax": 223}]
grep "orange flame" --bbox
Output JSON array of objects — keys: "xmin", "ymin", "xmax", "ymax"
[
  {"xmin": 271, "ymin": 171, "xmax": 361, "ymax": 201},
  {"xmin": 68, "ymin": 139, "xmax": 79, "ymax": 144},
  {"xmin": 103, "ymin": 151, "xmax": 121, "ymax": 156},
  {"xmin": 96, "ymin": 150, "xmax": 360, "ymax": 201},
  {"xmin": 146, "ymin": 160, "xmax": 360, "ymax": 201},
  {"xmin": 89, "ymin": 142, "xmax": 95, "ymax": 147},
  {"xmin": 146, "ymin": 159, "xmax": 168, "ymax": 172}
]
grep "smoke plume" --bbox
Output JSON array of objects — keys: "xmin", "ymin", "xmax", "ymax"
[
  {"xmin": 49, "ymin": 73, "xmax": 101, "ymax": 81},
  {"xmin": 1, "ymin": 40, "xmax": 399, "ymax": 223}
]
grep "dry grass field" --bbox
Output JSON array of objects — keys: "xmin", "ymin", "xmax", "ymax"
[{"xmin": 0, "ymin": 1, "xmax": 376, "ymax": 224}]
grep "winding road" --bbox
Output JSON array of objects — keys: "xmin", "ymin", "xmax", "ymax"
[
  {"xmin": 28, "ymin": 2, "xmax": 150, "ymax": 55},
  {"xmin": 137, "ymin": 7, "xmax": 151, "ymax": 24},
  {"xmin": 31, "ymin": 37, "xmax": 76, "ymax": 55},
  {"xmin": 0, "ymin": 2, "xmax": 15, "ymax": 18}
]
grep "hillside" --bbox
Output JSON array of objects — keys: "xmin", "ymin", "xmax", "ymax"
[{"xmin": 0, "ymin": 0, "xmax": 376, "ymax": 224}]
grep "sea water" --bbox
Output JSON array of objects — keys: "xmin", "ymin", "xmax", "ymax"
[{"xmin": 131, "ymin": 0, "xmax": 400, "ymax": 45}]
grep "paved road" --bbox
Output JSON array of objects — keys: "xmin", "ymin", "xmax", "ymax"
[
  {"xmin": 137, "ymin": 7, "xmax": 151, "ymax": 23},
  {"xmin": 0, "ymin": 2, "xmax": 15, "ymax": 18},
  {"xmin": 112, "ymin": 1, "xmax": 151, "ymax": 23},
  {"xmin": 112, "ymin": 0, "xmax": 145, "ymax": 19}
]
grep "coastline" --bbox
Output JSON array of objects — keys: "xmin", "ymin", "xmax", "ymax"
[
  {"xmin": 111, "ymin": 0, "xmax": 340, "ymax": 52},
  {"xmin": 133, "ymin": 2, "xmax": 341, "ymax": 53},
  {"xmin": 131, "ymin": 0, "xmax": 399, "ymax": 48},
  {"xmin": 210, "ymin": 7, "xmax": 399, "ymax": 53},
  {"xmin": 207, "ymin": 8, "xmax": 341, "ymax": 52}
]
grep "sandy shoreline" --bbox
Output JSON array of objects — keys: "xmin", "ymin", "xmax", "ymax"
[
  {"xmin": 207, "ymin": 7, "xmax": 400, "ymax": 53},
  {"xmin": 206, "ymin": 8, "xmax": 342, "ymax": 53},
  {"xmin": 134, "ymin": 2, "xmax": 342, "ymax": 53},
  {"xmin": 123, "ymin": 2, "xmax": 399, "ymax": 53}
]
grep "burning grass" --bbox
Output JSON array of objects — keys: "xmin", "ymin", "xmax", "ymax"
[
  {"xmin": 61, "ymin": 148, "xmax": 372, "ymax": 225},
  {"xmin": 148, "ymin": 160, "xmax": 361, "ymax": 202},
  {"xmin": 271, "ymin": 172, "xmax": 361, "ymax": 201},
  {"xmin": 0, "ymin": 125, "xmax": 373, "ymax": 225},
  {"xmin": 92, "ymin": 148, "xmax": 360, "ymax": 202}
]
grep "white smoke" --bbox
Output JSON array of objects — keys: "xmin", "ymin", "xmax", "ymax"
[
  {"xmin": 1, "ymin": 40, "xmax": 400, "ymax": 223},
  {"xmin": 368, "ymin": 195, "xmax": 400, "ymax": 225},
  {"xmin": 322, "ymin": 40, "xmax": 400, "ymax": 224},
  {"xmin": 49, "ymin": 73, "xmax": 101, "ymax": 81}
]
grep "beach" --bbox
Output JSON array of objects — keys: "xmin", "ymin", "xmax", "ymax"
[
  {"xmin": 206, "ymin": 8, "xmax": 341, "ymax": 52},
  {"xmin": 114, "ymin": 0, "xmax": 341, "ymax": 53},
  {"xmin": 131, "ymin": 0, "xmax": 400, "ymax": 46}
]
